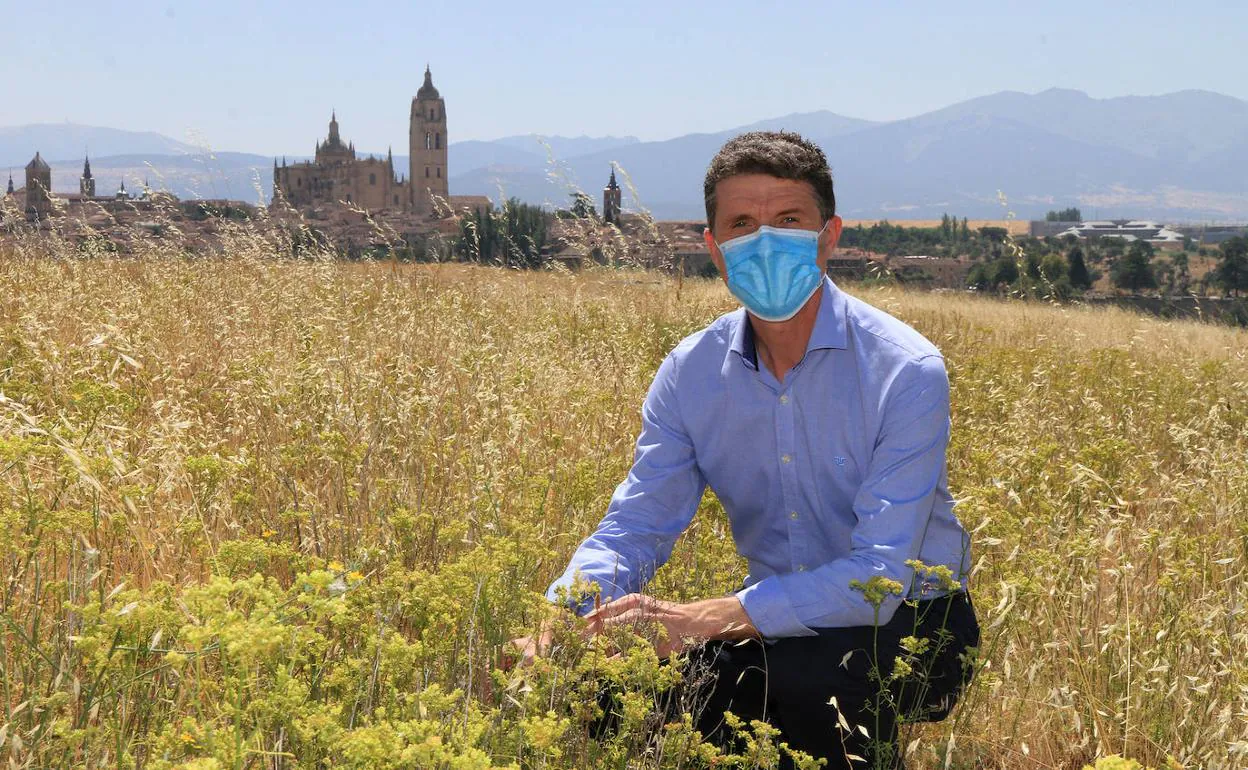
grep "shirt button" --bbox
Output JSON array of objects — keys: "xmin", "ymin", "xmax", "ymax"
[
  {"xmin": 779, "ymin": 394, "xmax": 789, "ymax": 405},
  {"xmin": 789, "ymin": 511, "xmax": 799, "ymax": 520},
  {"xmin": 797, "ymin": 564, "xmax": 808, "ymax": 572},
  {"xmin": 781, "ymin": 454, "xmax": 792, "ymax": 464}
]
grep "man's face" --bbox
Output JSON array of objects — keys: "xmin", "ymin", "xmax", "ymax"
[{"xmin": 704, "ymin": 174, "xmax": 842, "ymax": 279}]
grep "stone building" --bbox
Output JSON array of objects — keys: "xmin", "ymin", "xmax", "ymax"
[
  {"xmin": 272, "ymin": 113, "xmax": 404, "ymax": 212},
  {"xmin": 4, "ymin": 152, "xmax": 153, "ymax": 221},
  {"xmin": 25, "ymin": 152, "xmax": 52, "ymax": 221},
  {"xmin": 409, "ymin": 66, "xmax": 448, "ymax": 215},
  {"xmin": 273, "ymin": 66, "xmax": 449, "ymax": 218},
  {"xmin": 603, "ymin": 166, "xmax": 621, "ymax": 225}
]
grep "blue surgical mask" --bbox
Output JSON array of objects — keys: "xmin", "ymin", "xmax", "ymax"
[{"xmin": 716, "ymin": 224, "xmax": 826, "ymax": 322}]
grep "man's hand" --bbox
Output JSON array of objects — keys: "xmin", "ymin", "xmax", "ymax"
[
  {"xmin": 504, "ymin": 595, "xmax": 759, "ymax": 668},
  {"xmin": 503, "ymin": 626, "xmax": 555, "ymax": 670},
  {"xmin": 586, "ymin": 594, "xmax": 759, "ymax": 658}
]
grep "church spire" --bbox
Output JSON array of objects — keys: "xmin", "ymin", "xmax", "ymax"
[
  {"xmin": 417, "ymin": 65, "xmax": 440, "ymax": 100},
  {"xmin": 603, "ymin": 164, "xmax": 622, "ymax": 225},
  {"xmin": 328, "ymin": 110, "xmax": 340, "ymax": 144},
  {"xmin": 80, "ymin": 154, "xmax": 97, "ymax": 197},
  {"xmin": 6, "ymin": 172, "xmax": 13, "ymax": 196}
]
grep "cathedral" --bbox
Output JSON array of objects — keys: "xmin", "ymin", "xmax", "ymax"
[{"xmin": 273, "ymin": 66, "xmax": 449, "ymax": 217}]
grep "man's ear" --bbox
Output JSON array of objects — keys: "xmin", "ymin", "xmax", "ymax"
[
  {"xmin": 704, "ymin": 225, "xmax": 728, "ymax": 283},
  {"xmin": 821, "ymin": 215, "xmax": 844, "ymax": 254}
]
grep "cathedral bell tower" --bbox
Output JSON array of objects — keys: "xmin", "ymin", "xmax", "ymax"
[
  {"xmin": 603, "ymin": 166, "xmax": 621, "ymax": 225},
  {"xmin": 25, "ymin": 152, "xmax": 52, "ymax": 221},
  {"xmin": 409, "ymin": 65, "xmax": 448, "ymax": 216},
  {"xmin": 80, "ymin": 156, "xmax": 96, "ymax": 197}
]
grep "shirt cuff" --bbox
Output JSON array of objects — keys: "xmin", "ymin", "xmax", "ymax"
[{"xmin": 736, "ymin": 577, "xmax": 817, "ymax": 639}]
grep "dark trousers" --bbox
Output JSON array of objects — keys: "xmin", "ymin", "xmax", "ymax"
[{"xmin": 687, "ymin": 593, "xmax": 979, "ymax": 769}]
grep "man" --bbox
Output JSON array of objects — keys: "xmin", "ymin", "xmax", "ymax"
[{"xmin": 514, "ymin": 131, "xmax": 978, "ymax": 768}]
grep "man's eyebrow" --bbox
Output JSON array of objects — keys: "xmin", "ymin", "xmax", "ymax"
[{"xmin": 774, "ymin": 207, "xmax": 805, "ymax": 218}]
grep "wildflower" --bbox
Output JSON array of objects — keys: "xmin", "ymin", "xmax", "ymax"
[
  {"xmin": 900, "ymin": 635, "xmax": 931, "ymax": 655},
  {"xmin": 891, "ymin": 656, "xmax": 914, "ymax": 680},
  {"xmin": 905, "ymin": 559, "xmax": 961, "ymax": 593},
  {"xmin": 1081, "ymin": 757, "xmax": 1151, "ymax": 770},
  {"xmin": 849, "ymin": 576, "xmax": 903, "ymax": 607},
  {"xmin": 328, "ymin": 560, "xmax": 345, "ymax": 572}
]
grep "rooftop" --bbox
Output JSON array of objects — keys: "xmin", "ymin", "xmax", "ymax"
[{"xmin": 1057, "ymin": 220, "xmax": 1184, "ymax": 242}]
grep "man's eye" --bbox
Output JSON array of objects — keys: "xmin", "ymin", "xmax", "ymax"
[{"xmin": 781, "ymin": 216, "xmax": 800, "ymax": 224}]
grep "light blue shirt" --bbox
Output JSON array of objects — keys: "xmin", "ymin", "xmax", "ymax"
[{"xmin": 547, "ymin": 278, "xmax": 971, "ymax": 639}]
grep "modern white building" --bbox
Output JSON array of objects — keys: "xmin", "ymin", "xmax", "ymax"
[{"xmin": 1056, "ymin": 220, "xmax": 1185, "ymax": 247}]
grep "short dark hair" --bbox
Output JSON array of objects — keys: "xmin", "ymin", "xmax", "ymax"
[{"xmin": 703, "ymin": 131, "xmax": 836, "ymax": 228}]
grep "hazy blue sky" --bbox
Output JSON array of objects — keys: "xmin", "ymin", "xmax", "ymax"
[{"xmin": 3, "ymin": 0, "xmax": 1246, "ymax": 155}]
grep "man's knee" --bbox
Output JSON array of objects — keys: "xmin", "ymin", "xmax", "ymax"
[
  {"xmin": 894, "ymin": 592, "xmax": 980, "ymax": 722},
  {"xmin": 684, "ymin": 639, "xmax": 771, "ymax": 740},
  {"xmin": 686, "ymin": 595, "xmax": 979, "ymax": 760}
]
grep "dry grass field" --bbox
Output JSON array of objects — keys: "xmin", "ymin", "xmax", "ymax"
[{"xmin": 1, "ymin": 245, "xmax": 1245, "ymax": 768}]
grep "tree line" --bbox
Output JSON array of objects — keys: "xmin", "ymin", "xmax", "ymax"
[
  {"xmin": 839, "ymin": 213, "xmax": 1247, "ymax": 299},
  {"xmin": 838, "ymin": 217, "xmax": 1007, "ymax": 259},
  {"xmin": 965, "ymin": 234, "xmax": 1248, "ymax": 298},
  {"xmin": 453, "ymin": 197, "xmax": 549, "ymax": 268},
  {"xmin": 387, "ymin": 199, "xmax": 1248, "ymax": 300}
]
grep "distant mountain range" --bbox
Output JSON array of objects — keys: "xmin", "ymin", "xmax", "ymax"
[
  {"xmin": 5, "ymin": 88, "xmax": 1247, "ymax": 221},
  {"xmin": 0, "ymin": 124, "xmax": 198, "ymax": 167}
]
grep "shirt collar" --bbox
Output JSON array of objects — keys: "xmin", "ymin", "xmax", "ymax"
[{"xmin": 727, "ymin": 277, "xmax": 848, "ymax": 371}]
